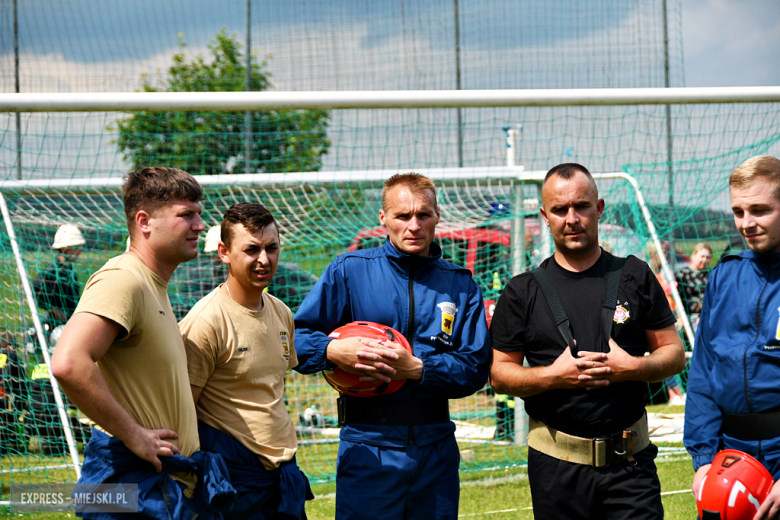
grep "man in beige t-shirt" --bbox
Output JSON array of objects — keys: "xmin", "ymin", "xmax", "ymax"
[
  {"xmin": 51, "ymin": 167, "xmax": 234, "ymax": 519},
  {"xmin": 181, "ymin": 202, "xmax": 312, "ymax": 520}
]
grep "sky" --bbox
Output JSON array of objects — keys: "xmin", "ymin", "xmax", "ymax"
[
  {"xmin": 2, "ymin": 0, "xmax": 778, "ymax": 89},
  {"xmin": 682, "ymin": 0, "xmax": 780, "ymax": 86}
]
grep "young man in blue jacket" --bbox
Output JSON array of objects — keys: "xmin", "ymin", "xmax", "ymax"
[
  {"xmin": 685, "ymin": 155, "xmax": 780, "ymax": 520},
  {"xmin": 294, "ymin": 173, "xmax": 492, "ymax": 520}
]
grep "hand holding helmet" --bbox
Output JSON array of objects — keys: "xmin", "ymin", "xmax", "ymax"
[
  {"xmin": 323, "ymin": 322, "xmax": 413, "ymax": 397},
  {"xmin": 696, "ymin": 450, "xmax": 775, "ymax": 520}
]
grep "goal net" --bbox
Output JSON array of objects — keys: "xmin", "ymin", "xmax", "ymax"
[{"xmin": 1, "ymin": 101, "xmax": 780, "ymax": 484}]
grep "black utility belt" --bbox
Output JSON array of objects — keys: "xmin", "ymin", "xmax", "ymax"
[
  {"xmin": 337, "ymin": 395, "xmax": 450, "ymax": 426},
  {"xmin": 723, "ymin": 408, "xmax": 780, "ymax": 441}
]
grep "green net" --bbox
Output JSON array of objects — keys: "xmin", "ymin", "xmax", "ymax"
[{"xmin": 0, "ymin": 0, "xmax": 778, "ymax": 495}]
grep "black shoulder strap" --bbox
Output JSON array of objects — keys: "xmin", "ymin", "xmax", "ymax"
[
  {"xmin": 530, "ymin": 268, "xmax": 577, "ymax": 355},
  {"xmin": 532, "ymin": 255, "xmax": 627, "ymax": 355},
  {"xmin": 601, "ymin": 256, "xmax": 626, "ymax": 351}
]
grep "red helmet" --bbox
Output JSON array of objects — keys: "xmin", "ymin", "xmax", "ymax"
[
  {"xmin": 323, "ymin": 322, "xmax": 411, "ymax": 398},
  {"xmin": 697, "ymin": 449, "xmax": 774, "ymax": 520}
]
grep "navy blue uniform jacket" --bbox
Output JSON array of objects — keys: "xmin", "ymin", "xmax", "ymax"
[
  {"xmin": 685, "ymin": 251, "xmax": 780, "ymax": 478},
  {"xmin": 294, "ymin": 238, "xmax": 492, "ymax": 448}
]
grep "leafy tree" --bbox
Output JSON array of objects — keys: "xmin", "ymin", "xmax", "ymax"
[{"xmin": 114, "ymin": 29, "xmax": 330, "ymax": 174}]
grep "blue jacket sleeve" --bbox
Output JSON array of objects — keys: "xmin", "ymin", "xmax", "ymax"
[
  {"xmin": 683, "ymin": 266, "xmax": 722, "ymax": 471},
  {"xmin": 293, "ymin": 261, "xmax": 348, "ymax": 374},
  {"xmin": 412, "ymin": 281, "xmax": 492, "ymax": 398}
]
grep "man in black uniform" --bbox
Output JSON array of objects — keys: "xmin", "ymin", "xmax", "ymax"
[{"xmin": 490, "ymin": 163, "xmax": 685, "ymax": 520}]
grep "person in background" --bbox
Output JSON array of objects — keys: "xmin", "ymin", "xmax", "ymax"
[
  {"xmin": 675, "ymin": 242, "xmax": 713, "ymax": 331},
  {"xmin": 33, "ymin": 224, "xmax": 85, "ymax": 327}
]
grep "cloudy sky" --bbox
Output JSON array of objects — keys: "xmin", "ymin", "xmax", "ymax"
[
  {"xmin": 2, "ymin": 0, "xmax": 777, "ymax": 90},
  {"xmin": 682, "ymin": 0, "xmax": 780, "ymax": 86}
]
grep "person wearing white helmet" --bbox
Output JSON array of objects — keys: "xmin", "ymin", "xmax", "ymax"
[
  {"xmin": 203, "ymin": 225, "xmax": 221, "ymax": 254},
  {"xmin": 32, "ymin": 224, "xmax": 86, "ymax": 325},
  {"xmin": 170, "ymin": 225, "xmax": 226, "ymax": 319}
]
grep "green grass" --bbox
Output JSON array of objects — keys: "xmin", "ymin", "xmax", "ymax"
[
  {"xmin": 302, "ymin": 455, "xmax": 696, "ymax": 519},
  {"xmin": 9, "ymin": 465, "xmax": 692, "ymax": 520},
  {"xmin": 14, "ymin": 455, "xmax": 695, "ymax": 519}
]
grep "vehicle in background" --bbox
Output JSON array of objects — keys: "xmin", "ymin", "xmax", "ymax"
[
  {"xmin": 268, "ymin": 262, "xmax": 319, "ymax": 313},
  {"xmin": 348, "ymin": 221, "xmax": 644, "ymax": 325}
]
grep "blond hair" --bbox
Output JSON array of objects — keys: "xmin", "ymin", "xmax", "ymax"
[
  {"xmin": 691, "ymin": 242, "xmax": 712, "ymax": 256},
  {"xmin": 382, "ymin": 173, "xmax": 437, "ymax": 210},
  {"xmin": 729, "ymin": 155, "xmax": 780, "ymax": 198}
]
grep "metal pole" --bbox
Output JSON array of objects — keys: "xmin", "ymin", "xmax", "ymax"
[
  {"xmin": 662, "ymin": 0, "xmax": 673, "ymax": 207},
  {"xmin": 245, "ymin": 0, "xmax": 252, "ymax": 174},
  {"xmin": 14, "ymin": 0, "xmax": 21, "ymax": 180},
  {"xmin": 4, "ymin": 87, "xmax": 780, "ymax": 112},
  {"xmin": 453, "ymin": 0, "xmax": 463, "ymax": 167},
  {"xmin": 506, "ymin": 128, "xmax": 525, "ymax": 276},
  {"xmin": 0, "ymin": 193, "xmax": 81, "ymax": 478}
]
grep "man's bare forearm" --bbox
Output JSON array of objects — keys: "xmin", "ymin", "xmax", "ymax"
[
  {"xmin": 632, "ymin": 343, "xmax": 686, "ymax": 383},
  {"xmin": 491, "ymin": 360, "xmax": 555, "ymax": 398}
]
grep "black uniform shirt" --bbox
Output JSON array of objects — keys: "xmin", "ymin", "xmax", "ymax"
[{"xmin": 491, "ymin": 250, "xmax": 676, "ymax": 437}]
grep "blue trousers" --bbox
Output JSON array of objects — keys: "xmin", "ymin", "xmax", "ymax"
[
  {"xmin": 198, "ymin": 422, "xmax": 312, "ymax": 520},
  {"xmin": 77, "ymin": 429, "xmax": 235, "ymax": 520},
  {"xmin": 335, "ymin": 436, "xmax": 460, "ymax": 520}
]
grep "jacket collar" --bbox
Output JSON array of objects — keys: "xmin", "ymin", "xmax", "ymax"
[
  {"xmin": 381, "ymin": 237, "xmax": 442, "ymax": 269},
  {"xmin": 725, "ymin": 249, "xmax": 780, "ymax": 268}
]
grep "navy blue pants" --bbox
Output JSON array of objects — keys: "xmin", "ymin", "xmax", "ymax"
[
  {"xmin": 198, "ymin": 422, "xmax": 312, "ymax": 520},
  {"xmin": 335, "ymin": 436, "xmax": 460, "ymax": 520},
  {"xmin": 528, "ymin": 443, "xmax": 663, "ymax": 520}
]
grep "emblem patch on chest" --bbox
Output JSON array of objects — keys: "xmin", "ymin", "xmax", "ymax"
[
  {"xmin": 437, "ymin": 302, "xmax": 458, "ymax": 336},
  {"xmin": 613, "ymin": 305, "xmax": 630, "ymax": 324},
  {"xmin": 775, "ymin": 307, "xmax": 780, "ymax": 340},
  {"xmin": 280, "ymin": 331, "xmax": 290, "ymax": 360}
]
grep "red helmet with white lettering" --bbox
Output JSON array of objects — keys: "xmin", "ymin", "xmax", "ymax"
[
  {"xmin": 697, "ymin": 449, "xmax": 774, "ymax": 520},
  {"xmin": 323, "ymin": 321, "xmax": 411, "ymax": 398}
]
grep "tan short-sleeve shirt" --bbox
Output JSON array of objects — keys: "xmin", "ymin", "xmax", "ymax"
[
  {"xmin": 180, "ymin": 287, "xmax": 298, "ymax": 470},
  {"xmin": 74, "ymin": 254, "xmax": 200, "ymax": 488}
]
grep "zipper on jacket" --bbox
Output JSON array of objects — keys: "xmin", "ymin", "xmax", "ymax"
[
  {"xmin": 408, "ymin": 260, "xmax": 416, "ymax": 445},
  {"xmin": 746, "ymin": 263, "xmax": 771, "ymax": 414}
]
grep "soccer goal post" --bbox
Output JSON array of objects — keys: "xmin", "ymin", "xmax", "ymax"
[
  {"xmin": 1, "ymin": 86, "xmax": 778, "ymax": 484},
  {"xmin": 0, "ymin": 163, "xmax": 690, "ymax": 482}
]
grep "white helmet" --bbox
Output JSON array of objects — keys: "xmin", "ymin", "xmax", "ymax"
[
  {"xmin": 204, "ymin": 225, "xmax": 222, "ymax": 253},
  {"xmin": 52, "ymin": 224, "xmax": 85, "ymax": 250}
]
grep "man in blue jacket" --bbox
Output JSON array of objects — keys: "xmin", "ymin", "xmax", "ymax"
[
  {"xmin": 294, "ymin": 173, "xmax": 491, "ymax": 520},
  {"xmin": 685, "ymin": 155, "xmax": 780, "ymax": 520}
]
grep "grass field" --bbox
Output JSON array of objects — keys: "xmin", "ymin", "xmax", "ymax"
[{"xmin": 14, "ymin": 452, "xmax": 696, "ymax": 519}]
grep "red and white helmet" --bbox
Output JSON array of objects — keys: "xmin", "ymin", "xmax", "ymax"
[
  {"xmin": 697, "ymin": 449, "xmax": 774, "ymax": 520},
  {"xmin": 323, "ymin": 321, "xmax": 411, "ymax": 398}
]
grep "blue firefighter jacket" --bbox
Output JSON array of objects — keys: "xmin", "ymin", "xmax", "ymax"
[
  {"xmin": 77, "ymin": 429, "xmax": 236, "ymax": 520},
  {"xmin": 684, "ymin": 250, "xmax": 780, "ymax": 478},
  {"xmin": 294, "ymin": 238, "xmax": 492, "ymax": 448}
]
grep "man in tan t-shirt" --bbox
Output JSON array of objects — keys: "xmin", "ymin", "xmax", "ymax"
[
  {"xmin": 52, "ymin": 167, "xmax": 234, "ymax": 519},
  {"xmin": 181, "ymin": 202, "xmax": 312, "ymax": 520}
]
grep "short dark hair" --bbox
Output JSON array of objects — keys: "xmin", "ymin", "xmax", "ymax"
[
  {"xmin": 122, "ymin": 167, "xmax": 203, "ymax": 230},
  {"xmin": 382, "ymin": 173, "xmax": 437, "ymax": 210},
  {"xmin": 543, "ymin": 163, "xmax": 598, "ymax": 197},
  {"xmin": 544, "ymin": 163, "xmax": 592, "ymax": 182},
  {"xmin": 221, "ymin": 202, "xmax": 278, "ymax": 249}
]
